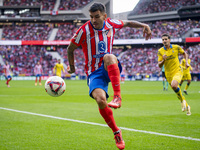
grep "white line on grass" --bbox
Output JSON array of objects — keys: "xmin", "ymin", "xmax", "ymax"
[{"xmin": 0, "ymin": 107, "xmax": 200, "ymax": 142}]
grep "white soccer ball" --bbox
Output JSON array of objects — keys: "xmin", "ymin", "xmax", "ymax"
[{"xmin": 45, "ymin": 76, "xmax": 66, "ymax": 97}]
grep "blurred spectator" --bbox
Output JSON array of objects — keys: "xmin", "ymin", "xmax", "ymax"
[
  {"xmin": 129, "ymin": 0, "xmax": 200, "ymax": 16},
  {"xmin": 55, "ymin": 23, "xmax": 81, "ymax": 40},
  {"xmin": 3, "ymin": 0, "xmax": 55, "ymax": 11},
  {"xmin": 2, "ymin": 23, "xmax": 53, "ymax": 40},
  {"xmin": 58, "ymin": 0, "xmax": 92, "ymax": 10},
  {"xmin": 3, "ymin": 0, "xmax": 93, "ymax": 11},
  {"xmin": 1, "ymin": 44, "xmax": 199, "ymax": 77},
  {"xmin": 2, "ymin": 19, "xmax": 199, "ymax": 40},
  {"xmin": 115, "ymin": 19, "xmax": 200, "ymax": 39},
  {"xmin": 0, "ymin": 45, "xmax": 57, "ymax": 76}
]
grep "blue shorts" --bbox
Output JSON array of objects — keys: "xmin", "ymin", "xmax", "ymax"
[
  {"xmin": 87, "ymin": 61, "xmax": 122, "ymax": 99},
  {"xmin": 36, "ymin": 74, "xmax": 42, "ymax": 77},
  {"xmin": 121, "ymin": 74, "xmax": 125, "ymax": 78},
  {"xmin": 5, "ymin": 75, "xmax": 12, "ymax": 80}
]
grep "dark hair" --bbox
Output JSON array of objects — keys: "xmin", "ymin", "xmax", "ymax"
[
  {"xmin": 161, "ymin": 33, "xmax": 171, "ymax": 39},
  {"xmin": 89, "ymin": 2, "xmax": 106, "ymax": 13}
]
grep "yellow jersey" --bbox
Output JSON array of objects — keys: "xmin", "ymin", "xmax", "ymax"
[
  {"xmin": 53, "ymin": 63, "xmax": 64, "ymax": 76},
  {"xmin": 181, "ymin": 58, "xmax": 192, "ymax": 74},
  {"xmin": 158, "ymin": 44, "xmax": 184, "ymax": 77}
]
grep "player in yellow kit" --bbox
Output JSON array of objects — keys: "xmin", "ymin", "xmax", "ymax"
[
  {"xmin": 53, "ymin": 59, "xmax": 65, "ymax": 77},
  {"xmin": 180, "ymin": 58, "xmax": 193, "ymax": 95},
  {"xmin": 157, "ymin": 33, "xmax": 191, "ymax": 115}
]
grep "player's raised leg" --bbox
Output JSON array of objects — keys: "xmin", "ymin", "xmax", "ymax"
[
  {"xmin": 92, "ymin": 88, "xmax": 125, "ymax": 149},
  {"xmin": 163, "ymin": 78, "xmax": 165, "ymax": 91},
  {"xmin": 39, "ymin": 76, "xmax": 42, "ymax": 86},
  {"xmin": 103, "ymin": 54, "xmax": 122, "ymax": 109},
  {"xmin": 166, "ymin": 80, "xmax": 168, "ymax": 91},
  {"xmin": 184, "ymin": 81, "xmax": 191, "ymax": 95},
  {"xmin": 171, "ymin": 80, "xmax": 191, "ymax": 115},
  {"xmin": 6, "ymin": 76, "xmax": 12, "ymax": 87},
  {"xmin": 35, "ymin": 77, "xmax": 38, "ymax": 86}
]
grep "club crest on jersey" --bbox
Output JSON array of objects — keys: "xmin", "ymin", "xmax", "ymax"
[{"xmin": 98, "ymin": 41, "xmax": 106, "ymax": 53}]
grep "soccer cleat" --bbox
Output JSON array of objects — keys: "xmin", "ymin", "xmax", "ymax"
[
  {"xmin": 39, "ymin": 83, "xmax": 42, "ymax": 86},
  {"xmin": 108, "ymin": 95, "xmax": 122, "ymax": 109},
  {"xmin": 186, "ymin": 105, "xmax": 191, "ymax": 116},
  {"xmin": 35, "ymin": 83, "xmax": 37, "ymax": 86},
  {"xmin": 181, "ymin": 100, "xmax": 186, "ymax": 112},
  {"xmin": 183, "ymin": 90, "xmax": 188, "ymax": 95},
  {"xmin": 114, "ymin": 130, "xmax": 125, "ymax": 150},
  {"xmin": 163, "ymin": 88, "xmax": 165, "ymax": 91},
  {"xmin": 7, "ymin": 85, "xmax": 10, "ymax": 87}
]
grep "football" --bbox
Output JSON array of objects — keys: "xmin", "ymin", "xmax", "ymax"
[{"xmin": 45, "ymin": 76, "xmax": 66, "ymax": 97}]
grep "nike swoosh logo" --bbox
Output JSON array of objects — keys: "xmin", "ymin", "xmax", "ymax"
[{"xmin": 115, "ymin": 84, "xmax": 120, "ymax": 86}]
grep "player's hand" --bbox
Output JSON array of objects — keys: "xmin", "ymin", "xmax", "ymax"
[
  {"xmin": 143, "ymin": 25, "xmax": 152, "ymax": 40},
  {"xmin": 186, "ymin": 63, "xmax": 189, "ymax": 69},
  {"xmin": 163, "ymin": 55, "xmax": 167, "ymax": 61},
  {"xmin": 67, "ymin": 65, "xmax": 75, "ymax": 74}
]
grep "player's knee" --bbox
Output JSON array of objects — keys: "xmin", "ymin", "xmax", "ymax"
[
  {"xmin": 171, "ymin": 83, "xmax": 177, "ymax": 90},
  {"xmin": 103, "ymin": 54, "xmax": 117, "ymax": 65},
  {"xmin": 95, "ymin": 95, "xmax": 107, "ymax": 107}
]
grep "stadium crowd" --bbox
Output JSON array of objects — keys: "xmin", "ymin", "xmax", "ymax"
[
  {"xmin": 2, "ymin": 23, "xmax": 53, "ymax": 40},
  {"xmin": 55, "ymin": 23, "xmax": 80, "ymax": 40},
  {"xmin": 129, "ymin": 0, "xmax": 200, "ymax": 15},
  {"xmin": 0, "ymin": 44, "xmax": 199, "ymax": 78},
  {"xmin": 3, "ymin": 0, "xmax": 54, "ymax": 11},
  {"xmin": 3, "ymin": 0, "xmax": 92, "ymax": 11},
  {"xmin": 2, "ymin": 19, "xmax": 199, "ymax": 40},
  {"xmin": 58, "ymin": 0, "xmax": 92, "ymax": 10},
  {"xmin": 0, "ymin": 0, "xmax": 200, "ymax": 79},
  {"xmin": 115, "ymin": 19, "xmax": 200, "ymax": 39},
  {"xmin": 0, "ymin": 45, "xmax": 57, "ymax": 76}
]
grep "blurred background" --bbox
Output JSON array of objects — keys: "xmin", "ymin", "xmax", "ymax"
[{"xmin": 0, "ymin": 0, "xmax": 199, "ymax": 81}]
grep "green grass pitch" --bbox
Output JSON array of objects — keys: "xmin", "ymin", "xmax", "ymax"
[{"xmin": 0, "ymin": 80, "xmax": 200, "ymax": 150}]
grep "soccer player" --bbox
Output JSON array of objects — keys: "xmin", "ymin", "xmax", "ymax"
[
  {"xmin": 157, "ymin": 33, "xmax": 191, "ymax": 115},
  {"xmin": 161, "ymin": 65, "xmax": 168, "ymax": 91},
  {"xmin": 3, "ymin": 61, "xmax": 12, "ymax": 87},
  {"xmin": 180, "ymin": 58, "xmax": 193, "ymax": 95},
  {"xmin": 34, "ymin": 61, "xmax": 43, "ymax": 86},
  {"xmin": 53, "ymin": 59, "xmax": 65, "ymax": 77},
  {"xmin": 67, "ymin": 3, "xmax": 152, "ymax": 149},
  {"xmin": 120, "ymin": 65, "xmax": 126, "ymax": 83}
]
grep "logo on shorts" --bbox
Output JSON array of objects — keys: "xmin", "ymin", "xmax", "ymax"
[{"xmin": 98, "ymin": 41, "xmax": 106, "ymax": 53}]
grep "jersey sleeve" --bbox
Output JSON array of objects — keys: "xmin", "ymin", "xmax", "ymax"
[
  {"xmin": 107, "ymin": 18, "xmax": 124, "ymax": 31},
  {"xmin": 71, "ymin": 26, "xmax": 85, "ymax": 47},
  {"xmin": 177, "ymin": 45, "xmax": 185, "ymax": 54},
  {"xmin": 157, "ymin": 50, "xmax": 163, "ymax": 62},
  {"xmin": 190, "ymin": 66, "xmax": 193, "ymax": 71},
  {"xmin": 53, "ymin": 64, "xmax": 57, "ymax": 70}
]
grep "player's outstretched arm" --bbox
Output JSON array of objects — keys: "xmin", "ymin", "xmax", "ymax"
[
  {"xmin": 67, "ymin": 42, "xmax": 78, "ymax": 74},
  {"xmin": 123, "ymin": 20, "xmax": 152, "ymax": 40},
  {"xmin": 183, "ymin": 52, "xmax": 189, "ymax": 68}
]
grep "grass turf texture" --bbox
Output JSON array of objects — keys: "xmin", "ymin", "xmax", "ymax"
[{"xmin": 0, "ymin": 80, "xmax": 200, "ymax": 150}]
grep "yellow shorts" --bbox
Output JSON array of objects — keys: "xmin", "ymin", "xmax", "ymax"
[
  {"xmin": 182, "ymin": 73, "xmax": 191, "ymax": 80},
  {"xmin": 166, "ymin": 70, "xmax": 183, "ymax": 84},
  {"xmin": 56, "ymin": 73, "xmax": 61, "ymax": 77}
]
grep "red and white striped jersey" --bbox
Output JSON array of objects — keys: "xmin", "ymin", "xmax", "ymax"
[
  {"xmin": 3, "ymin": 64, "xmax": 11, "ymax": 76},
  {"xmin": 71, "ymin": 18, "xmax": 124, "ymax": 76},
  {"xmin": 34, "ymin": 64, "xmax": 43, "ymax": 75}
]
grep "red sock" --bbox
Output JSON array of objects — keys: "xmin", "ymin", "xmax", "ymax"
[
  {"xmin": 35, "ymin": 78, "xmax": 37, "ymax": 83},
  {"xmin": 107, "ymin": 64, "xmax": 121, "ymax": 97},
  {"xmin": 6, "ymin": 80, "xmax": 9, "ymax": 85},
  {"xmin": 99, "ymin": 106, "xmax": 119, "ymax": 132},
  {"xmin": 39, "ymin": 77, "xmax": 41, "ymax": 83},
  {"xmin": 7, "ymin": 78, "xmax": 11, "ymax": 84}
]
